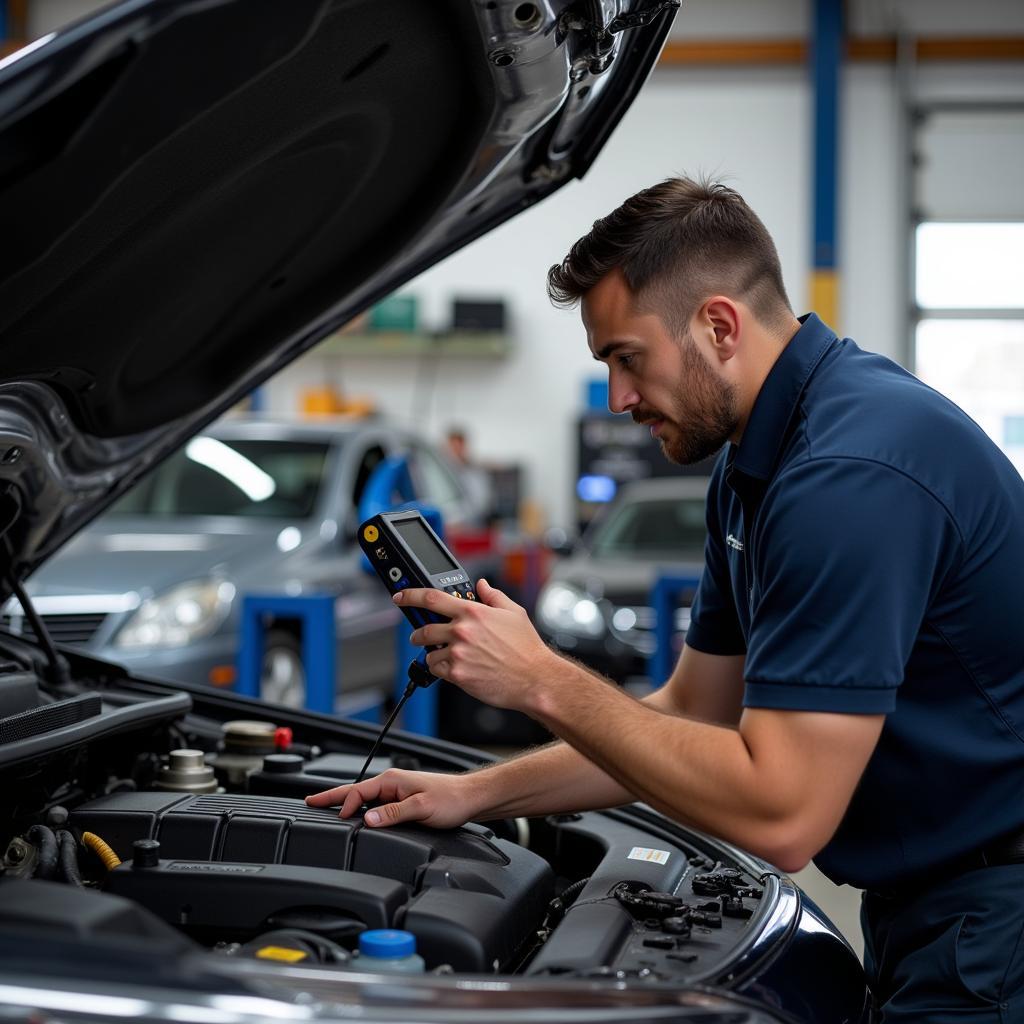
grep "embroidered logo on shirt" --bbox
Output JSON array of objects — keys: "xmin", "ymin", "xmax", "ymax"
[{"xmin": 726, "ymin": 533, "xmax": 744, "ymax": 551}]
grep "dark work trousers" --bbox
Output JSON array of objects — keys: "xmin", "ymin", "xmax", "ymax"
[{"xmin": 861, "ymin": 864, "xmax": 1024, "ymax": 1022}]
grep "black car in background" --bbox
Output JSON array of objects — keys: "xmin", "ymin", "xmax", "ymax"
[
  {"xmin": 0, "ymin": 1, "xmax": 869, "ymax": 1021},
  {"xmin": 537, "ymin": 477, "xmax": 709, "ymax": 689}
]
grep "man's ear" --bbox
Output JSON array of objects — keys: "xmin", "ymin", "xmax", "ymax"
[{"xmin": 697, "ymin": 296, "xmax": 741, "ymax": 363}]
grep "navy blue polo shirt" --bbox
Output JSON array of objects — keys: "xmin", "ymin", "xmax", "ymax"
[{"xmin": 686, "ymin": 313, "xmax": 1024, "ymax": 890}]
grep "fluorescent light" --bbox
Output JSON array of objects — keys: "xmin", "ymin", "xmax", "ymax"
[{"xmin": 185, "ymin": 438, "xmax": 276, "ymax": 502}]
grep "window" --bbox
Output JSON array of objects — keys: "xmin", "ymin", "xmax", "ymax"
[
  {"xmin": 590, "ymin": 497, "xmax": 707, "ymax": 559},
  {"xmin": 911, "ymin": 107, "xmax": 1024, "ymax": 477},
  {"xmin": 111, "ymin": 439, "xmax": 332, "ymax": 519}
]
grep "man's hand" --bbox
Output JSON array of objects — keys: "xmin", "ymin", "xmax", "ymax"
[
  {"xmin": 304, "ymin": 769, "xmax": 478, "ymax": 829},
  {"xmin": 397, "ymin": 578, "xmax": 560, "ymax": 712}
]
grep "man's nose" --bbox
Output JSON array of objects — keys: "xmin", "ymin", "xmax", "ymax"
[{"xmin": 607, "ymin": 374, "xmax": 640, "ymax": 415}]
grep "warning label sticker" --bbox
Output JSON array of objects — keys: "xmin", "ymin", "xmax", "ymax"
[{"xmin": 627, "ymin": 846, "xmax": 670, "ymax": 865}]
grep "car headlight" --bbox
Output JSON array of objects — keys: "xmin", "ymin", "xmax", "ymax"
[
  {"xmin": 114, "ymin": 579, "xmax": 236, "ymax": 649},
  {"xmin": 536, "ymin": 582, "xmax": 604, "ymax": 638}
]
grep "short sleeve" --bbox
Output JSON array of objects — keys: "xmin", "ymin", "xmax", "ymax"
[
  {"xmin": 743, "ymin": 457, "xmax": 961, "ymax": 714},
  {"xmin": 685, "ymin": 461, "xmax": 747, "ymax": 657}
]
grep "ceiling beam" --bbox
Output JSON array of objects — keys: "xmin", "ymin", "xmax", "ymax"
[{"xmin": 659, "ymin": 36, "xmax": 1024, "ymax": 66}]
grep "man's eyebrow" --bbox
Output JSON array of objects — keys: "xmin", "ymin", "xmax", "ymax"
[{"xmin": 593, "ymin": 340, "xmax": 630, "ymax": 361}]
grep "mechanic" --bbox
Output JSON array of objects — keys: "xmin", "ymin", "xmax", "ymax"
[{"xmin": 308, "ymin": 177, "xmax": 1024, "ymax": 1021}]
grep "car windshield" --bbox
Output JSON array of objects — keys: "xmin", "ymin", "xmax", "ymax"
[
  {"xmin": 589, "ymin": 496, "xmax": 707, "ymax": 558},
  {"xmin": 109, "ymin": 438, "xmax": 332, "ymax": 519}
]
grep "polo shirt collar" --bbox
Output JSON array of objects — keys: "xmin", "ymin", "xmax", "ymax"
[{"xmin": 731, "ymin": 312, "xmax": 837, "ymax": 482}]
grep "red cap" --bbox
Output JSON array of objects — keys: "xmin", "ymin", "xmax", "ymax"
[{"xmin": 274, "ymin": 727, "xmax": 293, "ymax": 751}]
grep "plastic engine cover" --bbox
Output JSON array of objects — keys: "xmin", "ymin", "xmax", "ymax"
[{"xmin": 71, "ymin": 792, "xmax": 553, "ymax": 971}]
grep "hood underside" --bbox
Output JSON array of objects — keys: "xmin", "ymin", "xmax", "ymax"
[{"xmin": 0, "ymin": 0, "xmax": 676, "ymax": 584}]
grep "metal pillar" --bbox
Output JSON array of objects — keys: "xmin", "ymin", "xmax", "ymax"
[{"xmin": 810, "ymin": 0, "xmax": 843, "ymax": 328}]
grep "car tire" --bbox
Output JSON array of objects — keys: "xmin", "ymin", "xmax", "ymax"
[{"xmin": 260, "ymin": 628, "xmax": 307, "ymax": 708}]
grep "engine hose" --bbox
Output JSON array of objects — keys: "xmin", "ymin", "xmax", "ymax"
[
  {"xmin": 82, "ymin": 831, "xmax": 122, "ymax": 870},
  {"xmin": 558, "ymin": 876, "xmax": 591, "ymax": 906},
  {"xmin": 547, "ymin": 875, "xmax": 592, "ymax": 920},
  {"xmin": 26, "ymin": 825, "xmax": 58, "ymax": 880},
  {"xmin": 57, "ymin": 830, "xmax": 84, "ymax": 887}
]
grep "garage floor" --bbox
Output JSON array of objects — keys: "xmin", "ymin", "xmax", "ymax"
[{"xmin": 791, "ymin": 863, "xmax": 864, "ymax": 961}]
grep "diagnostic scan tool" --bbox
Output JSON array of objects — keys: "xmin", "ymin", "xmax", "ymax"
[
  {"xmin": 352, "ymin": 510, "xmax": 477, "ymax": 784},
  {"xmin": 358, "ymin": 509, "xmax": 477, "ymax": 643}
]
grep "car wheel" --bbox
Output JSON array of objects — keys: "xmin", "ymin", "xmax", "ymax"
[{"xmin": 260, "ymin": 629, "xmax": 306, "ymax": 708}]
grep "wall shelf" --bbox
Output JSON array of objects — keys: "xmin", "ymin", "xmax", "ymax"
[{"xmin": 319, "ymin": 331, "xmax": 512, "ymax": 358}]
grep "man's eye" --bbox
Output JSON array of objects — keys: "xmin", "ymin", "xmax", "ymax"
[{"xmin": 618, "ymin": 354, "xmax": 635, "ymax": 368}]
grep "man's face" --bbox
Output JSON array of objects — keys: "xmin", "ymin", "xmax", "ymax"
[{"xmin": 582, "ymin": 270, "xmax": 739, "ymax": 465}]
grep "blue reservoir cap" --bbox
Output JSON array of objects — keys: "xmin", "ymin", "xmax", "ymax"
[{"xmin": 359, "ymin": 929, "xmax": 416, "ymax": 959}]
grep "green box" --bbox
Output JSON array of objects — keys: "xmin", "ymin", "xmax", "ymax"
[{"xmin": 369, "ymin": 294, "xmax": 418, "ymax": 333}]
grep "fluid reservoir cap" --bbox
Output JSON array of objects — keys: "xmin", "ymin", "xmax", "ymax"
[
  {"xmin": 263, "ymin": 753, "xmax": 304, "ymax": 775},
  {"xmin": 133, "ymin": 838, "xmax": 160, "ymax": 869},
  {"xmin": 359, "ymin": 929, "xmax": 416, "ymax": 959}
]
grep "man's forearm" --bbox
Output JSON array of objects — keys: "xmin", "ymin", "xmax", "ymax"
[
  {"xmin": 466, "ymin": 737, "xmax": 634, "ymax": 820},
  {"xmin": 464, "ymin": 680, "xmax": 684, "ymax": 821}
]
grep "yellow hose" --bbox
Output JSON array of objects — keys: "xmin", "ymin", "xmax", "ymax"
[{"xmin": 82, "ymin": 831, "xmax": 122, "ymax": 870}]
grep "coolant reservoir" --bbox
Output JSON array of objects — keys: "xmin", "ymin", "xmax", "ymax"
[{"xmin": 356, "ymin": 929, "xmax": 426, "ymax": 973}]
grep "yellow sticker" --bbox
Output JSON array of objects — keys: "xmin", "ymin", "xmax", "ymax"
[
  {"xmin": 255, "ymin": 946, "xmax": 308, "ymax": 963},
  {"xmin": 363, "ymin": 525, "xmax": 379, "ymax": 542}
]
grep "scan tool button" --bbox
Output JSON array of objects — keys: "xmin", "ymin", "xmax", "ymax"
[
  {"xmin": 363, "ymin": 525, "xmax": 379, "ymax": 543},
  {"xmin": 388, "ymin": 567, "xmax": 402, "ymax": 582}
]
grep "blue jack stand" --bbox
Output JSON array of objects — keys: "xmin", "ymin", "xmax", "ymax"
[
  {"xmin": 647, "ymin": 574, "xmax": 702, "ymax": 686},
  {"xmin": 236, "ymin": 594, "xmax": 337, "ymax": 713}
]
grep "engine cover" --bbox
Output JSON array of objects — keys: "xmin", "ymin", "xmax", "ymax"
[{"xmin": 71, "ymin": 791, "xmax": 553, "ymax": 971}]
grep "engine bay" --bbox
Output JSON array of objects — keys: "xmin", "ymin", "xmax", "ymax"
[{"xmin": 0, "ymin": 663, "xmax": 775, "ymax": 983}]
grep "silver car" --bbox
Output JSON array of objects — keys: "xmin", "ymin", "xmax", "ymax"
[
  {"xmin": 536, "ymin": 476, "xmax": 709, "ymax": 689},
  {"xmin": 9, "ymin": 417, "xmax": 485, "ymax": 708}
]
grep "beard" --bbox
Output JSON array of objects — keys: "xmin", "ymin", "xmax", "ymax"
[{"xmin": 634, "ymin": 330, "xmax": 739, "ymax": 465}]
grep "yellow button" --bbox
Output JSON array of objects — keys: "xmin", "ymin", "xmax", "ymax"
[
  {"xmin": 363, "ymin": 525, "xmax": 379, "ymax": 542},
  {"xmin": 466, "ymin": 591, "xmax": 476, "ymax": 600}
]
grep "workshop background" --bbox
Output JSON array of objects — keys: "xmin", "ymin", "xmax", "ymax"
[{"xmin": 4, "ymin": 0, "xmax": 1023, "ymax": 959}]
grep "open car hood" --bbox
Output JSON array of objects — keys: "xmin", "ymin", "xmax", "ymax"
[{"xmin": 0, "ymin": 0, "xmax": 677, "ymax": 585}]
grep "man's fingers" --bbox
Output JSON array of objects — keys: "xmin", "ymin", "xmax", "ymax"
[
  {"xmin": 477, "ymin": 577, "xmax": 520, "ymax": 611},
  {"xmin": 305, "ymin": 785, "xmax": 350, "ymax": 807},
  {"xmin": 363, "ymin": 795, "xmax": 426, "ymax": 828},
  {"xmin": 425, "ymin": 648, "xmax": 451, "ymax": 675},
  {"xmin": 409, "ymin": 622, "xmax": 452, "ymax": 647},
  {"xmin": 341, "ymin": 785, "xmax": 368, "ymax": 819},
  {"xmin": 305, "ymin": 775, "xmax": 388, "ymax": 817},
  {"xmin": 394, "ymin": 587, "xmax": 463, "ymax": 615}
]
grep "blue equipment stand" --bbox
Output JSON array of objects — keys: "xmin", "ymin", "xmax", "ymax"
[
  {"xmin": 647, "ymin": 573, "xmax": 702, "ymax": 686},
  {"xmin": 237, "ymin": 594, "xmax": 337, "ymax": 713},
  {"xmin": 358, "ymin": 456, "xmax": 444, "ymax": 737}
]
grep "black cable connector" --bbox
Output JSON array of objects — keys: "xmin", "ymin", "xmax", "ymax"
[{"xmin": 353, "ymin": 657, "xmax": 437, "ymax": 785}]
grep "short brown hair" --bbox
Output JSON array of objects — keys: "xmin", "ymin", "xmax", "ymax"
[{"xmin": 547, "ymin": 176, "xmax": 792, "ymax": 332}]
